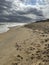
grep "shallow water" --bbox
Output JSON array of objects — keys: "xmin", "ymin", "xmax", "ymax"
[
  {"xmin": 0, "ymin": 23, "xmax": 26, "ymax": 33},
  {"xmin": 0, "ymin": 0, "xmax": 49, "ymax": 33}
]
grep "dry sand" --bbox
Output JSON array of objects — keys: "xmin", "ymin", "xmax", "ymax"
[{"xmin": 0, "ymin": 21, "xmax": 49, "ymax": 65}]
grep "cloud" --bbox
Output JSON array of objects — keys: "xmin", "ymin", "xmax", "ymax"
[{"xmin": 0, "ymin": 0, "xmax": 49, "ymax": 22}]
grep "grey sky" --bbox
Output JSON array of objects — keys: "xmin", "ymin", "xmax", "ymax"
[{"xmin": 0, "ymin": 0, "xmax": 49, "ymax": 22}]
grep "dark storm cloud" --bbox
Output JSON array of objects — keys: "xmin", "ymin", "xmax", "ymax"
[
  {"xmin": 0, "ymin": 0, "xmax": 12, "ymax": 10},
  {"xmin": 0, "ymin": 15, "xmax": 32, "ymax": 22},
  {"xmin": 16, "ymin": 8, "xmax": 43, "ymax": 16},
  {"xmin": 0, "ymin": 0, "xmax": 46, "ymax": 22}
]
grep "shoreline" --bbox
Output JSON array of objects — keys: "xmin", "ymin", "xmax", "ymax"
[
  {"xmin": 0, "ymin": 18, "xmax": 49, "ymax": 34},
  {"xmin": 0, "ymin": 22, "xmax": 27, "ymax": 34},
  {"xmin": 0, "ymin": 21, "xmax": 49, "ymax": 65}
]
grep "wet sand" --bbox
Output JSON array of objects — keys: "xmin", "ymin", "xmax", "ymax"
[{"xmin": 0, "ymin": 21, "xmax": 49, "ymax": 65}]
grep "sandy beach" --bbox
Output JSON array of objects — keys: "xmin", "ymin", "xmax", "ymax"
[{"xmin": 0, "ymin": 20, "xmax": 49, "ymax": 65}]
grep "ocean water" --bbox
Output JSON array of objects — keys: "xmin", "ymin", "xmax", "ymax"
[
  {"xmin": 0, "ymin": 0, "xmax": 49, "ymax": 33},
  {"xmin": 0, "ymin": 23, "xmax": 26, "ymax": 33}
]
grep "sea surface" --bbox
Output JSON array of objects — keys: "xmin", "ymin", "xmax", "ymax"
[
  {"xmin": 0, "ymin": 23, "xmax": 27, "ymax": 33},
  {"xmin": 0, "ymin": 0, "xmax": 48, "ymax": 33}
]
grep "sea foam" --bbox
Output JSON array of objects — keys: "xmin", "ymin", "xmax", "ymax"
[{"xmin": 0, "ymin": 23, "xmax": 26, "ymax": 33}]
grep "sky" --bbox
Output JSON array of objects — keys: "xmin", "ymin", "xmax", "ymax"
[
  {"xmin": 22, "ymin": 0, "xmax": 46, "ymax": 5},
  {"xmin": 0, "ymin": 0, "xmax": 49, "ymax": 22}
]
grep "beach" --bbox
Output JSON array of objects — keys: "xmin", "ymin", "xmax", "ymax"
[
  {"xmin": 0, "ymin": 23, "xmax": 27, "ymax": 33},
  {"xmin": 0, "ymin": 21, "xmax": 49, "ymax": 65}
]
